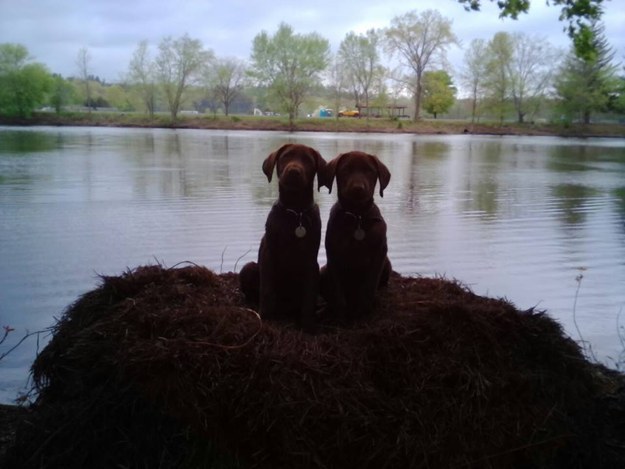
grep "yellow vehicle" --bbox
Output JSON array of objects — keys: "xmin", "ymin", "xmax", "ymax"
[{"xmin": 338, "ymin": 109, "xmax": 360, "ymax": 117}]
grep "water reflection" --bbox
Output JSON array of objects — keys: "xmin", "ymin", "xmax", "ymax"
[
  {"xmin": 0, "ymin": 130, "xmax": 58, "ymax": 154},
  {"xmin": 551, "ymin": 184, "xmax": 600, "ymax": 226},
  {"xmin": 613, "ymin": 187, "xmax": 625, "ymax": 234},
  {"xmin": 462, "ymin": 141, "xmax": 502, "ymax": 218},
  {"xmin": 547, "ymin": 146, "xmax": 592, "ymax": 172}
]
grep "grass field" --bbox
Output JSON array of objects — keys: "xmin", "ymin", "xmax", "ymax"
[{"xmin": 2, "ymin": 111, "xmax": 625, "ymax": 138}]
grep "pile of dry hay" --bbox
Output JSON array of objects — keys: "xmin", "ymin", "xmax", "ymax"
[{"xmin": 3, "ymin": 264, "xmax": 625, "ymax": 468}]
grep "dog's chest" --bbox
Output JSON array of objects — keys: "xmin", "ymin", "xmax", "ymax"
[
  {"xmin": 265, "ymin": 206, "xmax": 321, "ymax": 248},
  {"xmin": 329, "ymin": 213, "xmax": 383, "ymax": 253}
]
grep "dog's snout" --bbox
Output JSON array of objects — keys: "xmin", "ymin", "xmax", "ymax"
[
  {"xmin": 346, "ymin": 178, "xmax": 370, "ymax": 199},
  {"xmin": 285, "ymin": 165, "xmax": 303, "ymax": 178},
  {"xmin": 281, "ymin": 163, "xmax": 305, "ymax": 187},
  {"xmin": 353, "ymin": 181, "xmax": 366, "ymax": 193}
]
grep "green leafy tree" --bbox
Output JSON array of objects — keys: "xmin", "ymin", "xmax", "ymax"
[
  {"xmin": 460, "ymin": 39, "xmax": 489, "ymax": 123},
  {"xmin": 105, "ymin": 84, "xmax": 134, "ymax": 112},
  {"xmin": 555, "ymin": 22, "xmax": 619, "ymax": 123},
  {"xmin": 49, "ymin": 74, "xmax": 74, "ymax": 114},
  {"xmin": 384, "ymin": 10, "xmax": 458, "ymax": 121},
  {"xmin": 250, "ymin": 23, "xmax": 330, "ymax": 127},
  {"xmin": 422, "ymin": 70, "xmax": 456, "ymax": 118},
  {"xmin": 338, "ymin": 29, "xmax": 382, "ymax": 116},
  {"xmin": 128, "ymin": 40, "xmax": 157, "ymax": 117},
  {"xmin": 469, "ymin": 31, "xmax": 560, "ymax": 123},
  {"xmin": 456, "ymin": 0, "xmax": 605, "ymax": 60},
  {"xmin": 155, "ymin": 34, "xmax": 213, "ymax": 120},
  {"xmin": 0, "ymin": 43, "xmax": 52, "ymax": 118},
  {"xmin": 484, "ymin": 32, "xmax": 514, "ymax": 123}
]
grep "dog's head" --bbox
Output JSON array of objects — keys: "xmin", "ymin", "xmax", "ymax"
[
  {"xmin": 321, "ymin": 151, "xmax": 391, "ymax": 209},
  {"xmin": 262, "ymin": 144, "xmax": 327, "ymax": 193}
]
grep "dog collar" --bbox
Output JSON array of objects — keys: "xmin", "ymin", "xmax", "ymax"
[
  {"xmin": 286, "ymin": 208, "xmax": 308, "ymax": 238},
  {"xmin": 343, "ymin": 211, "xmax": 366, "ymax": 241},
  {"xmin": 340, "ymin": 205, "xmax": 383, "ymax": 242},
  {"xmin": 276, "ymin": 201, "xmax": 315, "ymax": 238}
]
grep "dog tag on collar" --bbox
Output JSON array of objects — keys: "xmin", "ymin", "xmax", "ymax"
[
  {"xmin": 295, "ymin": 225, "xmax": 307, "ymax": 238},
  {"xmin": 354, "ymin": 227, "xmax": 365, "ymax": 241}
]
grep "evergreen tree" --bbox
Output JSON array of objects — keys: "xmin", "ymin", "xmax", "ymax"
[{"xmin": 555, "ymin": 22, "xmax": 619, "ymax": 124}]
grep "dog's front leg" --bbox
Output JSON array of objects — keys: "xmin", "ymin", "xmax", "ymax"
[
  {"xmin": 357, "ymin": 243, "xmax": 388, "ymax": 317},
  {"xmin": 299, "ymin": 263, "xmax": 320, "ymax": 332},
  {"xmin": 328, "ymin": 263, "xmax": 349, "ymax": 322}
]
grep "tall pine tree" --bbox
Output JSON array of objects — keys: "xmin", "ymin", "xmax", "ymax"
[{"xmin": 555, "ymin": 22, "xmax": 619, "ymax": 124}]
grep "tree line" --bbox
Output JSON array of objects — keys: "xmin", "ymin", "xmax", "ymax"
[{"xmin": 1, "ymin": 6, "xmax": 623, "ymax": 125}]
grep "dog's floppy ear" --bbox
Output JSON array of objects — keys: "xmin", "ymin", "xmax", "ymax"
[
  {"xmin": 370, "ymin": 154, "xmax": 391, "ymax": 197},
  {"xmin": 320, "ymin": 153, "xmax": 344, "ymax": 194},
  {"xmin": 262, "ymin": 144, "xmax": 292, "ymax": 183},
  {"xmin": 310, "ymin": 148, "xmax": 328, "ymax": 191}
]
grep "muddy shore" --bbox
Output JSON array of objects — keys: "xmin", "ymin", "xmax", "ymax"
[{"xmin": 2, "ymin": 112, "xmax": 624, "ymax": 138}]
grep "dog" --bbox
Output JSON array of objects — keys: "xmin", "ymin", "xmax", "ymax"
[
  {"xmin": 320, "ymin": 151, "xmax": 392, "ymax": 322},
  {"xmin": 239, "ymin": 143, "xmax": 326, "ymax": 330}
]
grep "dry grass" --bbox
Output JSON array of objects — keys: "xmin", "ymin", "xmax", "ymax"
[{"xmin": 3, "ymin": 264, "xmax": 624, "ymax": 468}]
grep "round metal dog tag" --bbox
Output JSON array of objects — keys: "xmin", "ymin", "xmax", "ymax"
[
  {"xmin": 354, "ymin": 227, "xmax": 365, "ymax": 241},
  {"xmin": 295, "ymin": 226, "xmax": 307, "ymax": 238}
]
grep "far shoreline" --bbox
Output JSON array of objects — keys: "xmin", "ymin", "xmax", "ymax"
[{"xmin": 2, "ymin": 112, "xmax": 624, "ymax": 139}]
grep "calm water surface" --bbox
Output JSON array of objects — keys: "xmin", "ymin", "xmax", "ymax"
[{"xmin": 1, "ymin": 126, "xmax": 625, "ymax": 403}]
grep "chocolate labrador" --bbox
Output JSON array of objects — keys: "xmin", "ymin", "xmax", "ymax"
[
  {"xmin": 239, "ymin": 143, "xmax": 326, "ymax": 330},
  {"xmin": 320, "ymin": 151, "xmax": 392, "ymax": 322}
]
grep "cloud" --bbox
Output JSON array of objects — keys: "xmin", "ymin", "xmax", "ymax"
[{"xmin": 0, "ymin": 0, "xmax": 622, "ymax": 82}]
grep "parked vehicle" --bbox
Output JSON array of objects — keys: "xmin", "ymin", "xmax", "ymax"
[{"xmin": 338, "ymin": 109, "xmax": 359, "ymax": 117}]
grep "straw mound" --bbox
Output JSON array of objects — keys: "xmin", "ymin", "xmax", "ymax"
[{"xmin": 4, "ymin": 264, "xmax": 625, "ymax": 468}]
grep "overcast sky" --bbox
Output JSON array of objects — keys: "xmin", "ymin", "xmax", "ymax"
[{"xmin": 1, "ymin": 0, "xmax": 623, "ymax": 83}]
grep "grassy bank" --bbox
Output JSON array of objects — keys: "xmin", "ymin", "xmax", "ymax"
[{"xmin": 2, "ymin": 112, "xmax": 624, "ymax": 138}]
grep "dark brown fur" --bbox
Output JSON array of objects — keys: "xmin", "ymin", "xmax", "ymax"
[
  {"xmin": 240, "ymin": 143, "xmax": 326, "ymax": 330},
  {"xmin": 320, "ymin": 151, "xmax": 392, "ymax": 322}
]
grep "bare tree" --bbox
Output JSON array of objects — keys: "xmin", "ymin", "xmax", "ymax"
[
  {"xmin": 480, "ymin": 32, "xmax": 561, "ymax": 124},
  {"xmin": 507, "ymin": 33, "xmax": 560, "ymax": 123},
  {"xmin": 205, "ymin": 57, "xmax": 246, "ymax": 116},
  {"xmin": 338, "ymin": 29, "xmax": 382, "ymax": 117},
  {"xmin": 384, "ymin": 9, "xmax": 458, "ymax": 121},
  {"xmin": 326, "ymin": 54, "xmax": 346, "ymax": 120},
  {"xmin": 76, "ymin": 47, "xmax": 92, "ymax": 114},
  {"xmin": 155, "ymin": 34, "xmax": 213, "ymax": 120},
  {"xmin": 128, "ymin": 40, "xmax": 157, "ymax": 118},
  {"xmin": 386, "ymin": 66, "xmax": 407, "ymax": 110}
]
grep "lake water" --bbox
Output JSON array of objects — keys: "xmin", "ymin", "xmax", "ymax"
[{"xmin": 1, "ymin": 126, "xmax": 625, "ymax": 403}]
